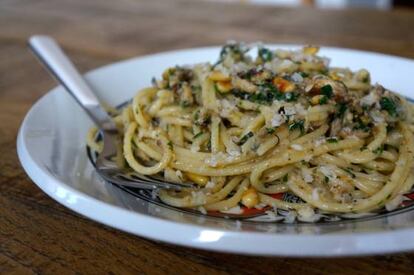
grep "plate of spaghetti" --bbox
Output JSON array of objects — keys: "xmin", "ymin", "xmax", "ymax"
[{"xmin": 18, "ymin": 42, "xmax": 414, "ymax": 256}]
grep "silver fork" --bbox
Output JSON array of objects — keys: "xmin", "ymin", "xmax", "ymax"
[{"xmin": 28, "ymin": 35, "xmax": 195, "ymax": 191}]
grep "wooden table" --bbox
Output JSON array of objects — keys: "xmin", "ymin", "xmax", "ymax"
[{"xmin": 1, "ymin": 0, "xmax": 414, "ymax": 273}]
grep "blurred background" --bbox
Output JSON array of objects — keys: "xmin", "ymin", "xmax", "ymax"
[{"xmin": 206, "ymin": 0, "xmax": 414, "ymax": 9}]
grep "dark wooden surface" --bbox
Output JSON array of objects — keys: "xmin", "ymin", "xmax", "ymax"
[{"xmin": 1, "ymin": 0, "xmax": 414, "ymax": 274}]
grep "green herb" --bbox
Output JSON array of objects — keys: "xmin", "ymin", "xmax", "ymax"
[
  {"xmin": 326, "ymin": 137, "xmax": 338, "ymax": 143},
  {"xmin": 282, "ymin": 174, "xmax": 289, "ymax": 183},
  {"xmin": 319, "ymin": 95, "xmax": 328, "ymax": 105},
  {"xmin": 373, "ymin": 146, "xmax": 384, "ymax": 155},
  {"xmin": 344, "ymin": 167, "xmax": 356, "ymax": 178},
  {"xmin": 334, "ymin": 103, "xmax": 347, "ymax": 119},
  {"xmin": 214, "ymin": 83, "xmax": 220, "ymax": 93},
  {"xmin": 299, "ymin": 72, "xmax": 309, "ymax": 78},
  {"xmin": 233, "ymin": 89, "xmax": 268, "ymax": 105},
  {"xmin": 180, "ymin": 100, "xmax": 191, "ymax": 108},
  {"xmin": 238, "ymin": 131, "xmax": 254, "ymax": 145},
  {"xmin": 362, "ymin": 105, "xmax": 370, "ymax": 112},
  {"xmin": 167, "ymin": 68, "xmax": 175, "ymax": 77},
  {"xmin": 216, "ymin": 42, "xmax": 249, "ymax": 65},
  {"xmin": 354, "ymin": 118, "xmax": 371, "ymax": 132},
  {"xmin": 206, "ymin": 139, "xmax": 211, "ymax": 151},
  {"xmin": 191, "ymin": 85, "xmax": 201, "ymax": 93},
  {"xmin": 380, "ymin": 97, "xmax": 398, "ymax": 117},
  {"xmin": 288, "ymin": 120, "xmax": 305, "ymax": 134},
  {"xmin": 194, "ymin": 111, "xmax": 210, "ymax": 127},
  {"xmin": 321, "ymin": 84, "xmax": 333, "ymax": 98},
  {"xmin": 266, "ymin": 127, "xmax": 276, "ymax": 134},
  {"xmin": 360, "ymin": 145, "xmax": 368, "ymax": 151},
  {"xmin": 232, "ymin": 83, "xmax": 297, "ymax": 105},
  {"xmin": 193, "ymin": 110, "xmax": 200, "ymax": 121},
  {"xmin": 324, "ymin": 176, "xmax": 330, "ymax": 183},
  {"xmin": 232, "ymin": 90, "xmax": 252, "ymax": 101},
  {"xmin": 258, "ymin": 82, "xmax": 284, "ymax": 101},
  {"xmin": 258, "ymin": 47, "xmax": 273, "ymax": 62},
  {"xmin": 214, "ymin": 83, "xmax": 228, "ymax": 95},
  {"xmin": 220, "ymin": 43, "xmax": 246, "ymax": 59},
  {"xmin": 250, "ymin": 91, "xmax": 273, "ymax": 104},
  {"xmin": 386, "ymin": 125, "xmax": 395, "ymax": 132},
  {"xmin": 238, "ymin": 68, "xmax": 256, "ymax": 81},
  {"xmin": 319, "ymin": 69, "xmax": 329, "ymax": 75},
  {"xmin": 167, "ymin": 141, "xmax": 173, "ymax": 150},
  {"xmin": 193, "ymin": 132, "xmax": 203, "ymax": 139}
]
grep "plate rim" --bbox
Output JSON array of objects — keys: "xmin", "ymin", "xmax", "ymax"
[{"xmin": 17, "ymin": 45, "xmax": 414, "ymax": 257}]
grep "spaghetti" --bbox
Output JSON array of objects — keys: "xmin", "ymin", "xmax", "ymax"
[{"xmin": 88, "ymin": 42, "xmax": 414, "ymax": 222}]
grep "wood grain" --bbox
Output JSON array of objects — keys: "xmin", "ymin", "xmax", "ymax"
[{"xmin": 1, "ymin": 0, "xmax": 414, "ymax": 274}]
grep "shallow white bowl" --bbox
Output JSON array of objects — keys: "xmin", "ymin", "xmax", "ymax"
[{"xmin": 18, "ymin": 45, "xmax": 414, "ymax": 257}]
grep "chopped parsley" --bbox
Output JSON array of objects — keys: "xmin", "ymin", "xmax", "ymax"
[
  {"xmin": 354, "ymin": 118, "xmax": 372, "ymax": 132},
  {"xmin": 258, "ymin": 83, "xmax": 284, "ymax": 100},
  {"xmin": 193, "ymin": 132, "xmax": 203, "ymax": 139},
  {"xmin": 326, "ymin": 137, "xmax": 338, "ymax": 143},
  {"xmin": 191, "ymin": 85, "xmax": 201, "ymax": 93},
  {"xmin": 232, "ymin": 89, "xmax": 273, "ymax": 105},
  {"xmin": 320, "ymin": 84, "xmax": 333, "ymax": 98},
  {"xmin": 167, "ymin": 141, "xmax": 173, "ymax": 150},
  {"xmin": 193, "ymin": 110, "xmax": 200, "ymax": 121},
  {"xmin": 282, "ymin": 174, "xmax": 289, "ymax": 183},
  {"xmin": 238, "ymin": 131, "xmax": 254, "ymax": 145},
  {"xmin": 319, "ymin": 95, "xmax": 328, "ymax": 105},
  {"xmin": 258, "ymin": 47, "xmax": 273, "ymax": 62},
  {"xmin": 319, "ymin": 69, "xmax": 329, "ymax": 75},
  {"xmin": 334, "ymin": 103, "xmax": 347, "ymax": 119},
  {"xmin": 380, "ymin": 97, "xmax": 398, "ymax": 117},
  {"xmin": 344, "ymin": 167, "xmax": 356, "ymax": 178},
  {"xmin": 231, "ymin": 82, "xmax": 298, "ymax": 105},
  {"xmin": 180, "ymin": 100, "xmax": 191, "ymax": 108},
  {"xmin": 238, "ymin": 68, "xmax": 256, "ymax": 81},
  {"xmin": 299, "ymin": 72, "xmax": 309, "ymax": 78},
  {"xmin": 213, "ymin": 83, "xmax": 220, "ymax": 93},
  {"xmin": 250, "ymin": 90, "xmax": 275, "ymax": 104},
  {"xmin": 166, "ymin": 68, "xmax": 175, "ymax": 77},
  {"xmin": 206, "ymin": 139, "xmax": 211, "ymax": 150},
  {"xmin": 266, "ymin": 127, "xmax": 276, "ymax": 134},
  {"xmin": 373, "ymin": 146, "xmax": 384, "ymax": 155},
  {"xmin": 193, "ymin": 111, "xmax": 210, "ymax": 127},
  {"xmin": 324, "ymin": 176, "xmax": 330, "ymax": 183},
  {"xmin": 288, "ymin": 120, "xmax": 305, "ymax": 134},
  {"xmin": 215, "ymin": 42, "xmax": 249, "ymax": 66}
]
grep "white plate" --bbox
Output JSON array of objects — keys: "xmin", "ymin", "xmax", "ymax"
[{"xmin": 18, "ymin": 45, "xmax": 414, "ymax": 257}]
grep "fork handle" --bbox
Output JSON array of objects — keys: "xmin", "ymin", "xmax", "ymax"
[{"xmin": 28, "ymin": 35, "xmax": 116, "ymax": 131}]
